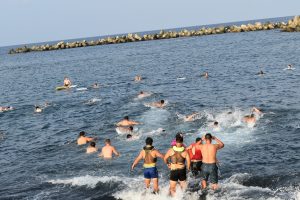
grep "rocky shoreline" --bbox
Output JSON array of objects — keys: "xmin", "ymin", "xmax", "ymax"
[{"xmin": 8, "ymin": 16, "xmax": 300, "ymax": 54}]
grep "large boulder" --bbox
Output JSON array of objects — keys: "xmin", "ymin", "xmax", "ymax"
[{"xmin": 282, "ymin": 16, "xmax": 300, "ymax": 32}]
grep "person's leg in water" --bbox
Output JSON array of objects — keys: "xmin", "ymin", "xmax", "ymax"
[
  {"xmin": 169, "ymin": 180, "xmax": 177, "ymax": 196},
  {"xmin": 144, "ymin": 178, "xmax": 151, "ymax": 189},
  {"xmin": 201, "ymin": 179, "xmax": 207, "ymax": 189},
  {"xmin": 152, "ymin": 178, "xmax": 159, "ymax": 193},
  {"xmin": 179, "ymin": 180, "xmax": 187, "ymax": 190}
]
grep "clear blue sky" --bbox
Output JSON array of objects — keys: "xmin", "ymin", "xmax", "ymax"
[{"xmin": 0, "ymin": 0, "xmax": 299, "ymax": 47}]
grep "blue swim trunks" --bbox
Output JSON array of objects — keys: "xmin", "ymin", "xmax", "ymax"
[{"xmin": 144, "ymin": 167, "xmax": 158, "ymax": 179}]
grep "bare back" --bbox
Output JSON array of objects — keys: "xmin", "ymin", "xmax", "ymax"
[
  {"xmin": 200, "ymin": 144, "xmax": 218, "ymax": 163},
  {"xmin": 102, "ymin": 146, "xmax": 114, "ymax": 158}
]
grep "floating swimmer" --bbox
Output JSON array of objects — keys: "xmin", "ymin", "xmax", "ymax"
[
  {"xmin": 257, "ymin": 70, "xmax": 264, "ymax": 76},
  {"xmin": 182, "ymin": 112, "xmax": 200, "ymax": 122},
  {"xmin": 137, "ymin": 91, "xmax": 151, "ymax": 99},
  {"xmin": 116, "ymin": 126, "xmax": 134, "ymax": 135},
  {"xmin": 131, "ymin": 137, "xmax": 164, "ymax": 194},
  {"xmin": 201, "ymin": 72, "xmax": 209, "ymax": 78},
  {"xmin": 77, "ymin": 131, "xmax": 94, "ymax": 145},
  {"xmin": 99, "ymin": 139, "xmax": 120, "ymax": 158},
  {"xmin": 284, "ymin": 64, "xmax": 295, "ymax": 70},
  {"xmin": 243, "ymin": 114, "xmax": 256, "ymax": 124},
  {"xmin": 92, "ymin": 83, "xmax": 100, "ymax": 88},
  {"xmin": 0, "ymin": 106, "xmax": 14, "ymax": 112},
  {"xmin": 134, "ymin": 75, "xmax": 142, "ymax": 82},
  {"xmin": 34, "ymin": 106, "xmax": 42, "ymax": 113},
  {"xmin": 116, "ymin": 116, "xmax": 141, "ymax": 127},
  {"xmin": 164, "ymin": 134, "xmax": 190, "ymax": 196},
  {"xmin": 252, "ymin": 107, "xmax": 262, "ymax": 115},
  {"xmin": 148, "ymin": 100, "xmax": 166, "ymax": 108},
  {"xmin": 86, "ymin": 142, "xmax": 98, "ymax": 154}
]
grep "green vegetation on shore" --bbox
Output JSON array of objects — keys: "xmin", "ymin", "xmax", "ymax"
[{"xmin": 8, "ymin": 16, "xmax": 300, "ymax": 55}]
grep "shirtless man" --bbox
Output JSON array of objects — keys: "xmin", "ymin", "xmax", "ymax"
[
  {"xmin": 64, "ymin": 77, "xmax": 72, "ymax": 87},
  {"xmin": 202, "ymin": 72, "xmax": 209, "ymax": 78},
  {"xmin": 243, "ymin": 114, "xmax": 256, "ymax": 124},
  {"xmin": 35, "ymin": 106, "xmax": 42, "ymax": 113},
  {"xmin": 135, "ymin": 75, "xmax": 142, "ymax": 82},
  {"xmin": 116, "ymin": 116, "xmax": 140, "ymax": 127},
  {"xmin": 99, "ymin": 139, "xmax": 120, "ymax": 158},
  {"xmin": 138, "ymin": 91, "xmax": 151, "ymax": 99},
  {"xmin": 131, "ymin": 137, "xmax": 164, "ymax": 193},
  {"xmin": 164, "ymin": 134, "xmax": 190, "ymax": 196},
  {"xmin": 77, "ymin": 131, "xmax": 94, "ymax": 145},
  {"xmin": 186, "ymin": 138, "xmax": 202, "ymax": 176},
  {"xmin": 183, "ymin": 112, "xmax": 199, "ymax": 122},
  {"xmin": 199, "ymin": 133, "xmax": 224, "ymax": 190},
  {"xmin": 149, "ymin": 100, "xmax": 165, "ymax": 108},
  {"xmin": 86, "ymin": 142, "xmax": 98, "ymax": 153}
]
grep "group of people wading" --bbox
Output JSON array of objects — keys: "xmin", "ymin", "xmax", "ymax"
[{"xmin": 131, "ymin": 133, "xmax": 224, "ymax": 196}]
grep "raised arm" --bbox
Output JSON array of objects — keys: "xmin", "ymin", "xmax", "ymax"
[
  {"xmin": 213, "ymin": 136, "xmax": 224, "ymax": 149},
  {"xmin": 131, "ymin": 151, "xmax": 143, "ymax": 170}
]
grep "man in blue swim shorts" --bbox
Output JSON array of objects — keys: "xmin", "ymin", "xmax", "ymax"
[{"xmin": 131, "ymin": 137, "xmax": 164, "ymax": 193}]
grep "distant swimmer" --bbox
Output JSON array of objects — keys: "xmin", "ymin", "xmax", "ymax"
[
  {"xmin": 126, "ymin": 134, "xmax": 132, "ymax": 139},
  {"xmin": 77, "ymin": 131, "xmax": 94, "ymax": 145},
  {"xmin": 64, "ymin": 77, "xmax": 72, "ymax": 87},
  {"xmin": 252, "ymin": 107, "xmax": 262, "ymax": 115},
  {"xmin": 186, "ymin": 137, "xmax": 202, "ymax": 176},
  {"xmin": 148, "ymin": 100, "xmax": 166, "ymax": 108},
  {"xmin": 34, "ymin": 106, "xmax": 42, "ymax": 113},
  {"xmin": 202, "ymin": 72, "xmax": 209, "ymax": 78},
  {"xmin": 116, "ymin": 126, "xmax": 134, "ymax": 135},
  {"xmin": 86, "ymin": 141, "xmax": 98, "ymax": 154},
  {"xmin": 183, "ymin": 112, "xmax": 200, "ymax": 122},
  {"xmin": 213, "ymin": 121, "xmax": 219, "ymax": 128},
  {"xmin": 99, "ymin": 139, "xmax": 120, "ymax": 158},
  {"xmin": 243, "ymin": 114, "xmax": 256, "ymax": 124},
  {"xmin": 164, "ymin": 133, "xmax": 190, "ymax": 196},
  {"xmin": 135, "ymin": 75, "xmax": 142, "ymax": 82},
  {"xmin": 131, "ymin": 137, "xmax": 164, "ymax": 193},
  {"xmin": 0, "ymin": 106, "xmax": 14, "ymax": 112},
  {"xmin": 199, "ymin": 133, "xmax": 224, "ymax": 190},
  {"xmin": 257, "ymin": 70, "xmax": 264, "ymax": 76},
  {"xmin": 92, "ymin": 83, "xmax": 100, "ymax": 88},
  {"xmin": 284, "ymin": 64, "xmax": 295, "ymax": 70},
  {"xmin": 116, "ymin": 116, "xmax": 140, "ymax": 127},
  {"xmin": 137, "ymin": 91, "xmax": 151, "ymax": 99}
]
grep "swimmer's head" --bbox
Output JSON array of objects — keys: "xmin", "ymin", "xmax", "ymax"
[
  {"xmin": 140, "ymin": 91, "xmax": 144, "ymax": 94},
  {"xmin": 160, "ymin": 100, "xmax": 165, "ymax": 104},
  {"xmin": 105, "ymin": 139, "xmax": 111, "ymax": 144},
  {"xmin": 195, "ymin": 137, "xmax": 201, "ymax": 143},
  {"xmin": 250, "ymin": 114, "xmax": 255, "ymax": 117},
  {"xmin": 176, "ymin": 133, "xmax": 184, "ymax": 143},
  {"xmin": 35, "ymin": 106, "xmax": 40, "ymax": 109},
  {"xmin": 90, "ymin": 142, "xmax": 96, "ymax": 147},
  {"xmin": 129, "ymin": 126, "xmax": 134, "ymax": 131},
  {"xmin": 205, "ymin": 133, "xmax": 212, "ymax": 141},
  {"xmin": 145, "ymin": 137, "xmax": 153, "ymax": 146},
  {"xmin": 126, "ymin": 134, "xmax": 132, "ymax": 139},
  {"xmin": 79, "ymin": 131, "xmax": 86, "ymax": 137},
  {"xmin": 214, "ymin": 121, "xmax": 219, "ymax": 126},
  {"xmin": 227, "ymin": 111, "xmax": 232, "ymax": 114},
  {"xmin": 124, "ymin": 116, "xmax": 129, "ymax": 120}
]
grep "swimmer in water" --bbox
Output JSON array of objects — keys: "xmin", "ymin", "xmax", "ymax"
[
  {"xmin": 199, "ymin": 133, "xmax": 224, "ymax": 190},
  {"xmin": 213, "ymin": 121, "xmax": 219, "ymax": 128},
  {"xmin": 202, "ymin": 72, "xmax": 209, "ymax": 78},
  {"xmin": 0, "ymin": 106, "xmax": 14, "ymax": 112},
  {"xmin": 116, "ymin": 116, "xmax": 141, "ymax": 127},
  {"xmin": 257, "ymin": 70, "xmax": 264, "ymax": 76},
  {"xmin": 92, "ymin": 83, "xmax": 100, "ymax": 88},
  {"xmin": 99, "ymin": 139, "xmax": 120, "ymax": 158},
  {"xmin": 86, "ymin": 141, "xmax": 98, "ymax": 153},
  {"xmin": 243, "ymin": 114, "xmax": 256, "ymax": 124},
  {"xmin": 149, "ymin": 100, "xmax": 165, "ymax": 108},
  {"xmin": 63, "ymin": 77, "xmax": 72, "ymax": 87},
  {"xmin": 34, "ymin": 106, "xmax": 42, "ymax": 113},
  {"xmin": 135, "ymin": 75, "xmax": 142, "ymax": 82},
  {"xmin": 137, "ymin": 91, "xmax": 151, "ymax": 99},
  {"xmin": 164, "ymin": 134, "xmax": 190, "ymax": 196},
  {"xmin": 183, "ymin": 112, "xmax": 199, "ymax": 122},
  {"xmin": 131, "ymin": 137, "xmax": 164, "ymax": 194},
  {"xmin": 252, "ymin": 107, "xmax": 262, "ymax": 115},
  {"xmin": 126, "ymin": 134, "xmax": 132, "ymax": 139},
  {"xmin": 77, "ymin": 131, "xmax": 94, "ymax": 145},
  {"xmin": 116, "ymin": 126, "xmax": 134, "ymax": 134}
]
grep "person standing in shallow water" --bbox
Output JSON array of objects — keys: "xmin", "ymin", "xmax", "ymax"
[
  {"xmin": 77, "ymin": 131, "xmax": 94, "ymax": 145},
  {"xmin": 199, "ymin": 133, "xmax": 224, "ymax": 190},
  {"xmin": 131, "ymin": 137, "xmax": 164, "ymax": 193},
  {"xmin": 186, "ymin": 137, "xmax": 202, "ymax": 176},
  {"xmin": 99, "ymin": 139, "xmax": 120, "ymax": 158},
  {"xmin": 164, "ymin": 134, "xmax": 190, "ymax": 196}
]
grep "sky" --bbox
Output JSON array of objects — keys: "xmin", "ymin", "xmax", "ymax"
[{"xmin": 0, "ymin": 0, "xmax": 299, "ymax": 47}]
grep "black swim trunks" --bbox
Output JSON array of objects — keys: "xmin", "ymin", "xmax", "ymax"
[
  {"xmin": 170, "ymin": 168, "xmax": 186, "ymax": 181},
  {"xmin": 201, "ymin": 163, "xmax": 218, "ymax": 184},
  {"xmin": 191, "ymin": 161, "xmax": 202, "ymax": 176}
]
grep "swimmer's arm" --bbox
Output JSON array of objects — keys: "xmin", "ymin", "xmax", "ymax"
[
  {"xmin": 112, "ymin": 147, "xmax": 120, "ymax": 156},
  {"xmin": 86, "ymin": 137, "xmax": 93, "ymax": 142},
  {"xmin": 185, "ymin": 152, "xmax": 191, "ymax": 171},
  {"xmin": 163, "ymin": 149, "xmax": 172, "ymax": 166},
  {"xmin": 155, "ymin": 150, "xmax": 164, "ymax": 159},
  {"xmin": 213, "ymin": 136, "xmax": 224, "ymax": 149},
  {"xmin": 131, "ymin": 151, "xmax": 143, "ymax": 170},
  {"xmin": 98, "ymin": 148, "xmax": 104, "ymax": 157}
]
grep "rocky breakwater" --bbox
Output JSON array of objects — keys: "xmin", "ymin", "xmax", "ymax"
[
  {"xmin": 9, "ymin": 17, "xmax": 297, "ymax": 54},
  {"xmin": 281, "ymin": 16, "xmax": 300, "ymax": 32}
]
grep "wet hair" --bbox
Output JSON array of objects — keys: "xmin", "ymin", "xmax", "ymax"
[
  {"xmin": 195, "ymin": 137, "xmax": 201, "ymax": 142},
  {"xmin": 145, "ymin": 137, "xmax": 153, "ymax": 145},
  {"xmin": 126, "ymin": 134, "xmax": 132, "ymax": 139},
  {"xmin": 105, "ymin": 139, "xmax": 111, "ymax": 144},
  {"xmin": 205, "ymin": 133, "xmax": 212, "ymax": 141},
  {"xmin": 160, "ymin": 100, "xmax": 165, "ymax": 104},
  {"xmin": 129, "ymin": 126, "xmax": 134, "ymax": 131},
  {"xmin": 124, "ymin": 116, "xmax": 129, "ymax": 120},
  {"xmin": 90, "ymin": 142, "xmax": 96, "ymax": 147},
  {"xmin": 79, "ymin": 131, "xmax": 85, "ymax": 136},
  {"xmin": 176, "ymin": 132, "xmax": 183, "ymax": 138},
  {"xmin": 227, "ymin": 112, "xmax": 232, "ymax": 114},
  {"xmin": 35, "ymin": 106, "xmax": 40, "ymax": 109},
  {"xmin": 214, "ymin": 121, "xmax": 219, "ymax": 125},
  {"xmin": 140, "ymin": 91, "xmax": 144, "ymax": 94},
  {"xmin": 176, "ymin": 133, "xmax": 184, "ymax": 143},
  {"xmin": 250, "ymin": 114, "xmax": 255, "ymax": 117}
]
